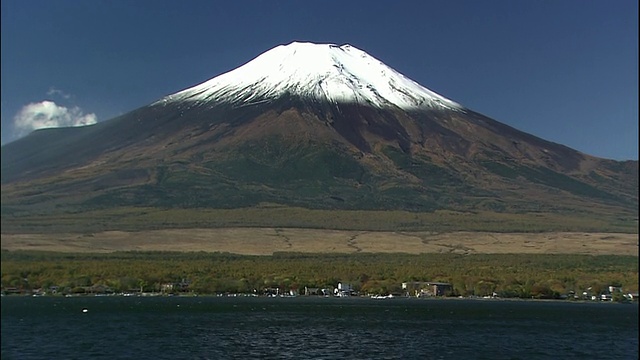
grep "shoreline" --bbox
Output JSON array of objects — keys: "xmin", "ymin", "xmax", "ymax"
[{"xmin": 3, "ymin": 292, "xmax": 637, "ymax": 305}]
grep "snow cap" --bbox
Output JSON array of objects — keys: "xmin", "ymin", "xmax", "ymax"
[{"xmin": 160, "ymin": 41, "xmax": 462, "ymax": 111}]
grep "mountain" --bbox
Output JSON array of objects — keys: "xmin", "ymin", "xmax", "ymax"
[
  {"xmin": 1, "ymin": 42, "xmax": 637, "ymax": 232},
  {"xmin": 160, "ymin": 42, "xmax": 462, "ymax": 110}
]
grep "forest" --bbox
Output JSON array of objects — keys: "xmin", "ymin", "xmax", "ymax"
[{"xmin": 2, "ymin": 250, "xmax": 637, "ymax": 300}]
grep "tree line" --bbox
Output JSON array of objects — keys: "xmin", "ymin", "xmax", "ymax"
[{"xmin": 1, "ymin": 251, "xmax": 637, "ymax": 299}]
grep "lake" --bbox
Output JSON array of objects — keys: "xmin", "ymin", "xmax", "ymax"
[{"xmin": 1, "ymin": 296, "xmax": 637, "ymax": 359}]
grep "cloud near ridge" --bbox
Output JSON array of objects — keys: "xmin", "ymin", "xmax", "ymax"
[{"xmin": 13, "ymin": 100, "xmax": 97, "ymax": 137}]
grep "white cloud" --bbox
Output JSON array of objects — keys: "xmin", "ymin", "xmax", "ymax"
[
  {"xmin": 13, "ymin": 100, "xmax": 98, "ymax": 137},
  {"xmin": 46, "ymin": 87, "xmax": 72, "ymax": 100}
]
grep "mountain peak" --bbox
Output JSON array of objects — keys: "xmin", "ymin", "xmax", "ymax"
[
  {"xmin": 2, "ymin": 43, "xmax": 637, "ymax": 224},
  {"xmin": 158, "ymin": 42, "xmax": 463, "ymax": 111}
]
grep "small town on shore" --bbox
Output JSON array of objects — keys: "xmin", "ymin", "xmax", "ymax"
[{"xmin": 3, "ymin": 280, "xmax": 637, "ymax": 303}]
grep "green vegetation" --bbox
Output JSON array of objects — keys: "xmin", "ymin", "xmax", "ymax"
[
  {"xmin": 481, "ymin": 161, "xmax": 625, "ymax": 203},
  {"xmin": 3, "ymin": 136, "xmax": 636, "ymax": 225},
  {"xmin": 1, "ymin": 137, "xmax": 636, "ymax": 234},
  {"xmin": 2, "ymin": 251, "xmax": 637, "ymax": 299},
  {"xmin": 217, "ymin": 139, "xmax": 366, "ymax": 185},
  {"xmin": 382, "ymin": 146, "xmax": 463, "ymax": 188},
  {"xmin": 1, "ymin": 206, "xmax": 637, "ymax": 234}
]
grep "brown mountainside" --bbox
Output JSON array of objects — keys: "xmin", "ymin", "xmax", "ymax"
[{"xmin": 1, "ymin": 43, "xmax": 637, "ymax": 232}]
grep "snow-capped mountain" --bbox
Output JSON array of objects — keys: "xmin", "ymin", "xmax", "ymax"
[
  {"xmin": 1, "ymin": 42, "xmax": 637, "ymax": 228},
  {"xmin": 157, "ymin": 42, "xmax": 462, "ymax": 111}
]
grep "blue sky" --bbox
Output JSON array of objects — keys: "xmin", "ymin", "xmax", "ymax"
[{"xmin": 1, "ymin": 0, "xmax": 637, "ymax": 160}]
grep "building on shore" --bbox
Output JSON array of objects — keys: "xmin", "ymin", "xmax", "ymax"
[{"xmin": 402, "ymin": 282, "xmax": 452, "ymax": 297}]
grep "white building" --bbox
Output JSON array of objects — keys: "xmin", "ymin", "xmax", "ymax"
[{"xmin": 335, "ymin": 282, "xmax": 353, "ymax": 297}]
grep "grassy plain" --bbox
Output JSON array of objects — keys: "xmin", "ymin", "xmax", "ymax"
[
  {"xmin": 1, "ymin": 228, "xmax": 637, "ymax": 256},
  {"xmin": 3, "ymin": 207, "xmax": 637, "ymax": 297},
  {"xmin": 2, "ymin": 206, "xmax": 637, "ymax": 255}
]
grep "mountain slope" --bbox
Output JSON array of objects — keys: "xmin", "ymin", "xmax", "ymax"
[{"xmin": 1, "ymin": 42, "xmax": 637, "ymax": 232}]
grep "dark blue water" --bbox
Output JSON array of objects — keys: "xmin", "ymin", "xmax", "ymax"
[{"xmin": 2, "ymin": 296, "xmax": 637, "ymax": 359}]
